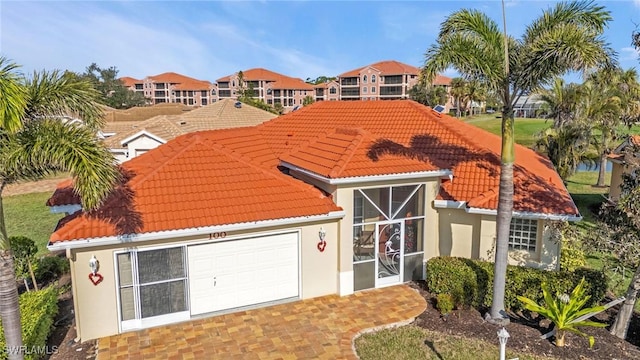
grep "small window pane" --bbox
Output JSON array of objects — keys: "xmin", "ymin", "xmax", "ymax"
[
  {"xmin": 353, "ymin": 224, "xmax": 375, "ymax": 261},
  {"xmin": 140, "ymin": 280, "xmax": 186, "ymax": 318},
  {"xmin": 404, "ymin": 218, "xmax": 423, "ymax": 254},
  {"xmin": 403, "ymin": 253, "xmax": 424, "ymax": 282},
  {"xmin": 354, "ymin": 261, "xmax": 375, "ymax": 291},
  {"xmin": 361, "ymin": 188, "xmax": 390, "ymax": 219},
  {"xmin": 508, "ymin": 218, "xmax": 537, "ymax": 251},
  {"xmin": 117, "ymin": 253, "xmax": 133, "ymax": 286},
  {"xmin": 138, "ymin": 248, "xmax": 185, "ymax": 284},
  {"xmin": 120, "ymin": 287, "xmax": 135, "ymax": 321}
]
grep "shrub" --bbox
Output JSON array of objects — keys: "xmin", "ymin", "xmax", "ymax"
[
  {"xmin": 436, "ymin": 293, "xmax": 455, "ymax": 315},
  {"xmin": 425, "ymin": 257, "xmax": 607, "ymax": 312},
  {"xmin": 426, "ymin": 257, "xmax": 477, "ymax": 307},
  {"xmin": 35, "ymin": 255, "xmax": 69, "ymax": 284},
  {"xmin": 0, "ymin": 286, "xmax": 59, "ymax": 360},
  {"xmin": 518, "ymin": 278, "xmax": 607, "ymax": 347}
]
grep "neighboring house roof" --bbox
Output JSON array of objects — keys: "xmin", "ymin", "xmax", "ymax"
[
  {"xmin": 609, "ymin": 135, "xmax": 640, "ymax": 162},
  {"xmin": 338, "ymin": 60, "xmax": 420, "ymax": 78},
  {"xmin": 49, "ymin": 100, "xmax": 578, "ymax": 244},
  {"xmin": 142, "ymin": 72, "xmax": 213, "ymax": 90},
  {"xmin": 432, "ymin": 75, "xmax": 452, "ymax": 86},
  {"xmin": 217, "ymin": 68, "xmax": 313, "ymax": 90},
  {"xmin": 120, "ymin": 77, "xmax": 141, "ymax": 87},
  {"xmin": 102, "ymin": 99, "xmax": 277, "ymax": 149}
]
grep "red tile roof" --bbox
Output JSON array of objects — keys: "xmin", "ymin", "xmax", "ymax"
[
  {"xmin": 50, "ymin": 100, "xmax": 578, "ymax": 243},
  {"xmin": 217, "ymin": 68, "xmax": 313, "ymax": 90},
  {"xmin": 433, "ymin": 75, "xmax": 452, "ymax": 86},
  {"xmin": 50, "ymin": 131, "xmax": 340, "ymax": 242},
  {"xmin": 146, "ymin": 72, "xmax": 212, "ymax": 90},
  {"xmin": 119, "ymin": 77, "xmax": 141, "ymax": 87},
  {"xmin": 338, "ymin": 60, "xmax": 420, "ymax": 78}
]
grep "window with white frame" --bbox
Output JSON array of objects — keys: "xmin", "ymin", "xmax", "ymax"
[
  {"xmin": 508, "ymin": 218, "xmax": 538, "ymax": 251},
  {"xmin": 363, "ymin": 75, "xmax": 368, "ymax": 84},
  {"xmin": 117, "ymin": 247, "xmax": 188, "ymax": 325}
]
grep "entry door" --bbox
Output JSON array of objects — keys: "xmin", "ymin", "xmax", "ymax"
[
  {"xmin": 188, "ymin": 233, "xmax": 299, "ymax": 315},
  {"xmin": 375, "ymin": 221, "xmax": 403, "ymax": 287}
]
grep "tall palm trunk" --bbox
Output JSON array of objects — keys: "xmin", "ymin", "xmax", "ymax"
[
  {"xmin": 489, "ymin": 108, "xmax": 515, "ymax": 325},
  {"xmin": 0, "ymin": 189, "xmax": 23, "ymax": 360},
  {"xmin": 610, "ymin": 264, "xmax": 640, "ymax": 338},
  {"xmin": 596, "ymin": 130, "xmax": 609, "ymax": 187}
]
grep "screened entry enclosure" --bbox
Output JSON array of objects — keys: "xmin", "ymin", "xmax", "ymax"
[{"xmin": 352, "ymin": 185, "xmax": 425, "ymax": 290}]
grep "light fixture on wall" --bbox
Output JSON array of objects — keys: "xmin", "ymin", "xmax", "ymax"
[
  {"xmin": 317, "ymin": 227, "xmax": 327, "ymax": 252},
  {"xmin": 88, "ymin": 255, "xmax": 103, "ymax": 286},
  {"xmin": 89, "ymin": 255, "xmax": 100, "ymax": 275}
]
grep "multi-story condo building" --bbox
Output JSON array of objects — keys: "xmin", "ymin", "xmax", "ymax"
[
  {"xmin": 121, "ymin": 73, "xmax": 216, "ymax": 106},
  {"xmin": 215, "ymin": 68, "xmax": 314, "ymax": 111},
  {"xmin": 314, "ymin": 60, "xmax": 454, "ymax": 112}
]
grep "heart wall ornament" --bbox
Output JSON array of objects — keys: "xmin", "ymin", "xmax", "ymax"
[{"xmin": 88, "ymin": 273, "xmax": 104, "ymax": 286}]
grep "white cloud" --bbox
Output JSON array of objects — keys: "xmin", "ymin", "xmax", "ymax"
[
  {"xmin": 635, "ymin": 0, "xmax": 640, "ymax": 8},
  {"xmin": 621, "ymin": 47, "xmax": 640, "ymax": 61}
]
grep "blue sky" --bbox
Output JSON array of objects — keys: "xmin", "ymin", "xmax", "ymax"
[{"xmin": 1, "ymin": 1, "xmax": 639, "ymax": 83}]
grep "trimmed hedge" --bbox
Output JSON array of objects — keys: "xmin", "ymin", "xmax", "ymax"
[
  {"xmin": 426, "ymin": 257, "xmax": 607, "ymax": 312},
  {"xmin": 0, "ymin": 286, "xmax": 59, "ymax": 360}
]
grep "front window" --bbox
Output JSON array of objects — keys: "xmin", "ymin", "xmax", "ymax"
[
  {"xmin": 117, "ymin": 247, "xmax": 188, "ymax": 328},
  {"xmin": 329, "ymin": 87, "xmax": 336, "ymax": 94},
  {"xmin": 509, "ymin": 218, "xmax": 538, "ymax": 251},
  {"xmin": 363, "ymin": 75, "xmax": 368, "ymax": 84},
  {"xmin": 372, "ymin": 75, "xmax": 376, "ymax": 83},
  {"xmin": 371, "ymin": 86, "xmax": 376, "ymax": 93}
]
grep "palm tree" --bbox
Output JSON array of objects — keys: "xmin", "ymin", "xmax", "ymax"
[
  {"xmin": 422, "ymin": 1, "xmax": 614, "ymax": 324},
  {"xmin": 535, "ymin": 125, "xmax": 595, "ymax": 180},
  {"xmin": 581, "ymin": 67, "xmax": 640, "ymax": 187},
  {"xmin": 538, "ymin": 77, "xmax": 582, "ymax": 128},
  {"xmin": 450, "ymin": 77, "xmax": 467, "ymax": 117},
  {"xmin": 0, "ymin": 57, "xmax": 119, "ymax": 360}
]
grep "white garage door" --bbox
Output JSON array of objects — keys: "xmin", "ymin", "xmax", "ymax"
[{"xmin": 188, "ymin": 232, "xmax": 299, "ymax": 316}]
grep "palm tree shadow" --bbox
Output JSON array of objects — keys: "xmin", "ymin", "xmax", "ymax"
[
  {"xmin": 85, "ymin": 168, "xmax": 143, "ymax": 237},
  {"xmin": 54, "ymin": 168, "xmax": 144, "ymax": 238},
  {"xmin": 423, "ymin": 339, "xmax": 444, "ymax": 360},
  {"xmin": 366, "ymin": 133, "xmax": 573, "ymax": 215}
]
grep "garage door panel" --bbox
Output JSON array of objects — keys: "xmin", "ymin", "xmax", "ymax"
[{"xmin": 188, "ymin": 233, "xmax": 299, "ymax": 316}]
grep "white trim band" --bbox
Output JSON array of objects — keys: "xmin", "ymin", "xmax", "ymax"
[
  {"xmin": 281, "ymin": 161, "xmax": 452, "ymax": 185},
  {"xmin": 120, "ymin": 130, "xmax": 167, "ymax": 146},
  {"xmin": 47, "ymin": 211, "xmax": 346, "ymax": 251},
  {"xmin": 433, "ymin": 200, "xmax": 582, "ymax": 222}
]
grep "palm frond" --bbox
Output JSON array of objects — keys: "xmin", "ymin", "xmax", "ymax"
[
  {"xmin": 24, "ymin": 70, "xmax": 105, "ymax": 131},
  {"xmin": 0, "ymin": 57, "xmax": 27, "ymax": 133},
  {"xmin": 2, "ymin": 120, "xmax": 119, "ymax": 210}
]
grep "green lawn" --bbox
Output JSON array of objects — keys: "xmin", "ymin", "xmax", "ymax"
[
  {"xmin": 463, "ymin": 115, "xmax": 551, "ymax": 148},
  {"xmin": 565, "ymin": 171, "xmax": 610, "ymax": 229},
  {"xmin": 4, "ymin": 192, "xmax": 63, "ymax": 256},
  {"xmin": 355, "ymin": 325, "xmax": 552, "ymax": 360}
]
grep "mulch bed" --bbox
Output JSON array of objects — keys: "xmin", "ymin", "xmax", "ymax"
[{"xmin": 409, "ymin": 282, "xmax": 640, "ymax": 360}]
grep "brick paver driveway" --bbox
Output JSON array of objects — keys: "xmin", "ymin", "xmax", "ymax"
[{"xmin": 97, "ymin": 285, "xmax": 426, "ymax": 359}]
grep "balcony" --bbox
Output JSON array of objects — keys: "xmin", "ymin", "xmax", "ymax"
[
  {"xmin": 341, "ymin": 77, "xmax": 359, "ymax": 86},
  {"xmin": 341, "ymin": 88, "xmax": 360, "ymax": 97},
  {"xmin": 383, "ymin": 75, "xmax": 402, "ymax": 85},
  {"xmin": 379, "ymin": 86, "xmax": 403, "ymax": 96}
]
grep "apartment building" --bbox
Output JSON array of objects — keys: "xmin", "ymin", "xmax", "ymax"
[
  {"xmin": 314, "ymin": 60, "xmax": 454, "ymax": 111},
  {"xmin": 215, "ymin": 68, "xmax": 314, "ymax": 111},
  {"xmin": 121, "ymin": 73, "xmax": 216, "ymax": 106}
]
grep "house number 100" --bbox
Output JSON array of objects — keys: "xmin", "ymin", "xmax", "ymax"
[{"xmin": 209, "ymin": 232, "xmax": 227, "ymax": 240}]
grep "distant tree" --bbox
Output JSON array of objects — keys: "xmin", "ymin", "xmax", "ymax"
[
  {"xmin": 78, "ymin": 63, "xmax": 147, "ymax": 109},
  {"xmin": 537, "ymin": 77, "xmax": 582, "ymax": 128},
  {"xmin": 535, "ymin": 124, "xmax": 595, "ymax": 180},
  {"xmin": 273, "ymin": 102, "xmax": 285, "ymax": 115},
  {"xmin": 409, "ymin": 83, "xmax": 447, "ymax": 107},
  {"xmin": 633, "ymin": 29, "xmax": 640, "ymax": 59},
  {"xmin": 590, "ymin": 141, "xmax": 640, "ymax": 339},
  {"xmin": 302, "ymin": 95, "xmax": 314, "ymax": 106},
  {"xmin": 305, "ymin": 76, "xmax": 336, "ymax": 85},
  {"xmin": 581, "ymin": 67, "xmax": 640, "ymax": 187},
  {"xmin": 450, "ymin": 78, "xmax": 467, "ymax": 117}
]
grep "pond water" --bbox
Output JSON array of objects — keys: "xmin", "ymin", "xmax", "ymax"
[{"xmin": 576, "ymin": 161, "xmax": 612, "ymax": 172}]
